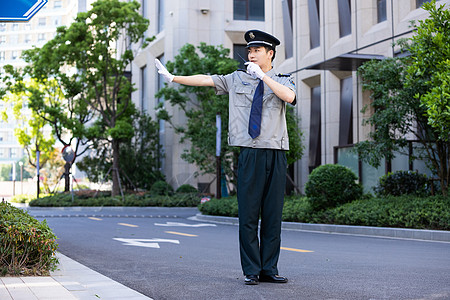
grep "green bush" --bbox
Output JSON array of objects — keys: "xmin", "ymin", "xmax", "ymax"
[
  {"xmin": 150, "ymin": 180, "xmax": 174, "ymax": 196},
  {"xmin": 305, "ymin": 164, "xmax": 363, "ymax": 211},
  {"xmin": 29, "ymin": 192, "xmax": 200, "ymax": 207},
  {"xmin": 198, "ymin": 197, "xmax": 239, "ymax": 217},
  {"xmin": 373, "ymin": 170, "xmax": 430, "ymax": 197},
  {"xmin": 0, "ymin": 202, "xmax": 58, "ymax": 276},
  {"xmin": 326, "ymin": 195, "xmax": 450, "ymax": 230},
  {"xmin": 176, "ymin": 184, "xmax": 198, "ymax": 193}
]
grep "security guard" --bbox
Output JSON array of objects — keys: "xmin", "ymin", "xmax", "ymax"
[{"xmin": 156, "ymin": 29, "xmax": 296, "ymax": 285}]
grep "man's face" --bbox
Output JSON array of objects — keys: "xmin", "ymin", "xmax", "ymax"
[{"xmin": 247, "ymin": 46, "xmax": 273, "ymax": 67}]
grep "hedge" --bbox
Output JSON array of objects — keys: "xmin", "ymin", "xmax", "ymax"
[
  {"xmin": 199, "ymin": 195, "xmax": 450, "ymax": 231},
  {"xmin": 29, "ymin": 192, "xmax": 200, "ymax": 207},
  {"xmin": 0, "ymin": 202, "xmax": 59, "ymax": 276}
]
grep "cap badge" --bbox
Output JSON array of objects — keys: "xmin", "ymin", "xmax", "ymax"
[{"xmin": 249, "ymin": 32, "xmax": 255, "ymax": 39}]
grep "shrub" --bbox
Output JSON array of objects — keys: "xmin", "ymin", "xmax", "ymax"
[
  {"xmin": 198, "ymin": 197, "xmax": 239, "ymax": 217},
  {"xmin": 326, "ymin": 195, "xmax": 450, "ymax": 230},
  {"xmin": 150, "ymin": 180, "xmax": 174, "ymax": 196},
  {"xmin": 373, "ymin": 170, "xmax": 430, "ymax": 197},
  {"xmin": 176, "ymin": 184, "xmax": 198, "ymax": 193},
  {"xmin": 0, "ymin": 202, "xmax": 58, "ymax": 276},
  {"xmin": 305, "ymin": 164, "xmax": 363, "ymax": 211}
]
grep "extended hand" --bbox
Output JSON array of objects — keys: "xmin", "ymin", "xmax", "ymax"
[
  {"xmin": 245, "ymin": 62, "xmax": 265, "ymax": 80},
  {"xmin": 155, "ymin": 59, "xmax": 175, "ymax": 82}
]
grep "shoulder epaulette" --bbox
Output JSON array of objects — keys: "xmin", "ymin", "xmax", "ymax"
[{"xmin": 277, "ymin": 73, "xmax": 291, "ymax": 77}]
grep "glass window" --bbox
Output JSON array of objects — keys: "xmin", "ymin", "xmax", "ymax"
[
  {"xmin": 0, "ymin": 36, "xmax": 5, "ymax": 44},
  {"xmin": 377, "ymin": 0, "xmax": 387, "ymax": 23},
  {"xmin": 416, "ymin": 0, "xmax": 432, "ymax": 8},
  {"xmin": 233, "ymin": 44, "xmax": 248, "ymax": 69},
  {"xmin": 282, "ymin": 0, "xmax": 294, "ymax": 58},
  {"xmin": 362, "ymin": 159, "xmax": 385, "ymax": 193},
  {"xmin": 12, "ymin": 24, "xmax": 19, "ymax": 31},
  {"xmin": 337, "ymin": 0, "xmax": 351, "ymax": 37},
  {"xmin": 308, "ymin": 0, "xmax": 320, "ymax": 49},
  {"xmin": 53, "ymin": 16, "xmax": 62, "ymax": 26},
  {"xmin": 25, "ymin": 34, "xmax": 31, "ymax": 44},
  {"xmin": 54, "ymin": 0, "xmax": 62, "ymax": 8},
  {"xmin": 12, "ymin": 51, "xmax": 19, "ymax": 60},
  {"xmin": 337, "ymin": 147, "xmax": 359, "ymax": 177},
  {"xmin": 38, "ymin": 18, "xmax": 46, "ymax": 27},
  {"xmin": 234, "ymin": 0, "xmax": 265, "ymax": 21},
  {"xmin": 0, "ymin": 148, "xmax": 5, "ymax": 158},
  {"xmin": 38, "ymin": 33, "xmax": 45, "ymax": 42},
  {"xmin": 339, "ymin": 77, "xmax": 353, "ymax": 146},
  {"xmin": 0, "ymin": 24, "xmax": 6, "ymax": 32},
  {"xmin": 309, "ymin": 86, "xmax": 321, "ymax": 173},
  {"xmin": 141, "ymin": 65, "xmax": 148, "ymax": 112},
  {"xmin": 0, "ymin": 51, "xmax": 5, "ymax": 61},
  {"xmin": 10, "ymin": 148, "xmax": 17, "ymax": 158},
  {"xmin": 158, "ymin": 0, "xmax": 164, "ymax": 33}
]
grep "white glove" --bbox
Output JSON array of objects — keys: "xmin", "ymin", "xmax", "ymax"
[
  {"xmin": 155, "ymin": 59, "xmax": 175, "ymax": 82},
  {"xmin": 245, "ymin": 62, "xmax": 265, "ymax": 80}
]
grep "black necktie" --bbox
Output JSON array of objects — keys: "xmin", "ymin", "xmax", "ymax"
[{"xmin": 248, "ymin": 80, "xmax": 264, "ymax": 139}]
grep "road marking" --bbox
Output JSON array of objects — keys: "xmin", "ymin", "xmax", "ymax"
[
  {"xmin": 281, "ymin": 247, "xmax": 314, "ymax": 253},
  {"xmin": 165, "ymin": 231, "xmax": 198, "ymax": 237},
  {"xmin": 89, "ymin": 217, "xmax": 102, "ymax": 221},
  {"xmin": 155, "ymin": 222, "xmax": 216, "ymax": 227},
  {"xmin": 118, "ymin": 223, "xmax": 139, "ymax": 228},
  {"xmin": 113, "ymin": 238, "xmax": 180, "ymax": 248}
]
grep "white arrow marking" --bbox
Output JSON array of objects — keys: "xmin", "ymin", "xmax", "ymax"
[
  {"xmin": 154, "ymin": 222, "xmax": 217, "ymax": 227},
  {"xmin": 113, "ymin": 238, "xmax": 180, "ymax": 248}
]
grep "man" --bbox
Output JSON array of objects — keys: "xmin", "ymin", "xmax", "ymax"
[{"xmin": 155, "ymin": 30, "xmax": 296, "ymax": 285}]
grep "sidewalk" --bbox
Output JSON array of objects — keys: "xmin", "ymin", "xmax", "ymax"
[{"xmin": 0, "ymin": 253, "xmax": 153, "ymax": 300}]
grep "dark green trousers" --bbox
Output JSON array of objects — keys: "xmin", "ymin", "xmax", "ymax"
[{"xmin": 237, "ymin": 147, "xmax": 287, "ymax": 276}]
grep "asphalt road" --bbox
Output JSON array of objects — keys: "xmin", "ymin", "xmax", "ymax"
[{"xmin": 30, "ymin": 207, "xmax": 450, "ymax": 300}]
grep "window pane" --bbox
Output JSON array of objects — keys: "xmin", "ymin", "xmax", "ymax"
[
  {"xmin": 249, "ymin": 0, "xmax": 264, "ymax": 21},
  {"xmin": 141, "ymin": 65, "xmax": 147, "ymax": 112},
  {"xmin": 362, "ymin": 159, "xmax": 385, "ymax": 193},
  {"xmin": 158, "ymin": 0, "xmax": 164, "ymax": 33},
  {"xmin": 233, "ymin": 44, "xmax": 248, "ymax": 69},
  {"xmin": 282, "ymin": 0, "xmax": 293, "ymax": 58},
  {"xmin": 339, "ymin": 77, "xmax": 353, "ymax": 145},
  {"xmin": 338, "ymin": 0, "xmax": 351, "ymax": 37},
  {"xmin": 308, "ymin": 0, "xmax": 320, "ymax": 49},
  {"xmin": 309, "ymin": 86, "xmax": 321, "ymax": 173},
  {"xmin": 337, "ymin": 147, "xmax": 359, "ymax": 177},
  {"xmin": 377, "ymin": 0, "xmax": 387, "ymax": 23},
  {"xmin": 234, "ymin": 0, "xmax": 247, "ymax": 20},
  {"xmin": 416, "ymin": 0, "xmax": 432, "ymax": 8}
]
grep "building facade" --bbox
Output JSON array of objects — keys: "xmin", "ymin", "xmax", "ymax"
[
  {"xmin": 132, "ymin": 0, "xmax": 448, "ymax": 193},
  {"xmin": 0, "ymin": 0, "xmax": 88, "ymax": 169}
]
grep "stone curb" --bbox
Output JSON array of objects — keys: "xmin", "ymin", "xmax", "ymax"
[{"xmin": 193, "ymin": 213, "xmax": 450, "ymax": 242}]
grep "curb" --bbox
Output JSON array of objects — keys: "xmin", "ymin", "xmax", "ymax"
[{"xmin": 193, "ymin": 213, "xmax": 450, "ymax": 243}]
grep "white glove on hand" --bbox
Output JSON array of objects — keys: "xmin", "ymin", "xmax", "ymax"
[
  {"xmin": 155, "ymin": 59, "xmax": 175, "ymax": 82},
  {"xmin": 245, "ymin": 62, "xmax": 265, "ymax": 80}
]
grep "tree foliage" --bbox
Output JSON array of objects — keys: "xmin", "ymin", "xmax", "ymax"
[
  {"xmin": 356, "ymin": 1, "xmax": 449, "ymax": 195},
  {"xmin": 30, "ymin": 0, "xmax": 151, "ymax": 196},
  {"xmin": 77, "ymin": 111, "xmax": 163, "ymax": 191},
  {"xmin": 156, "ymin": 43, "xmax": 303, "ymax": 191}
]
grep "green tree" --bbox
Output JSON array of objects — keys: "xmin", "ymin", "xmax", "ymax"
[
  {"xmin": 0, "ymin": 78, "xmax": 55, "ymax": 193},
  {"xmin": 156, "ymin": 43, "xmax": 304, "ymax": 192},
  {"xmin": 77, "ymin": 111, "xmax": 163, "ymax": 191},
  {"xmin": 37, "ymin": 0, "xmax": 151, "ymax": 196},
  {"xmin": 2, "ymin": 62, "xmax": 93, "ymax": 192},
  {"xmin": 356, "ymin": 1, "xmax": 449, "ymax": 195}
]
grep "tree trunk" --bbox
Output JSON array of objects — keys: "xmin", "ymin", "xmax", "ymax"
[
  {"xmin": 111, "ymin": 139, "xmax": 120, "ymax": 197},
  {"xmin": 64, "ymin": 162, "xmax": 71, "ymax": 192}
]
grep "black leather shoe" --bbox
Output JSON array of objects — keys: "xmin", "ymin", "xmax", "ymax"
[
  {"xmin": 259, "ymin": 274, "xmax": 288, "ymax": 283},
  {"xmin": 244, "ymin": 275, "xmax": 259, "ymax": 285}
]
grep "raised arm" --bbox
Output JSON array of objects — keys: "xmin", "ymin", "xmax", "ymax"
[
  {"xmin": 155, "ymin": 59, "xmax": 215, "ymax": 87},
  {"xmin": 246, "ymin": 62, "xmax": 295, "ymax": 104}
]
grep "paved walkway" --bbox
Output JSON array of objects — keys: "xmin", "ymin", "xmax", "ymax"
[{"xmin": 0, "ymin": 253, "xmax": 153, "ymax": 300}]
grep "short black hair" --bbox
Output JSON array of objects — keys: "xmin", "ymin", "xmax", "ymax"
[{"xmin": 264, "ymin": 46, "xmax": 276, "ymax": 62}]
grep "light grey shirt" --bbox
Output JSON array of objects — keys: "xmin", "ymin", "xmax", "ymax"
[{"xmin": 212, "ymin": 68, "xmax": 296, "ymax": 150}]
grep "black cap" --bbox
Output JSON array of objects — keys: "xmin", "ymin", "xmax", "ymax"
[{"xmin": 244, "ymin": 30, "xmax": 280, "ymax": 49}]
